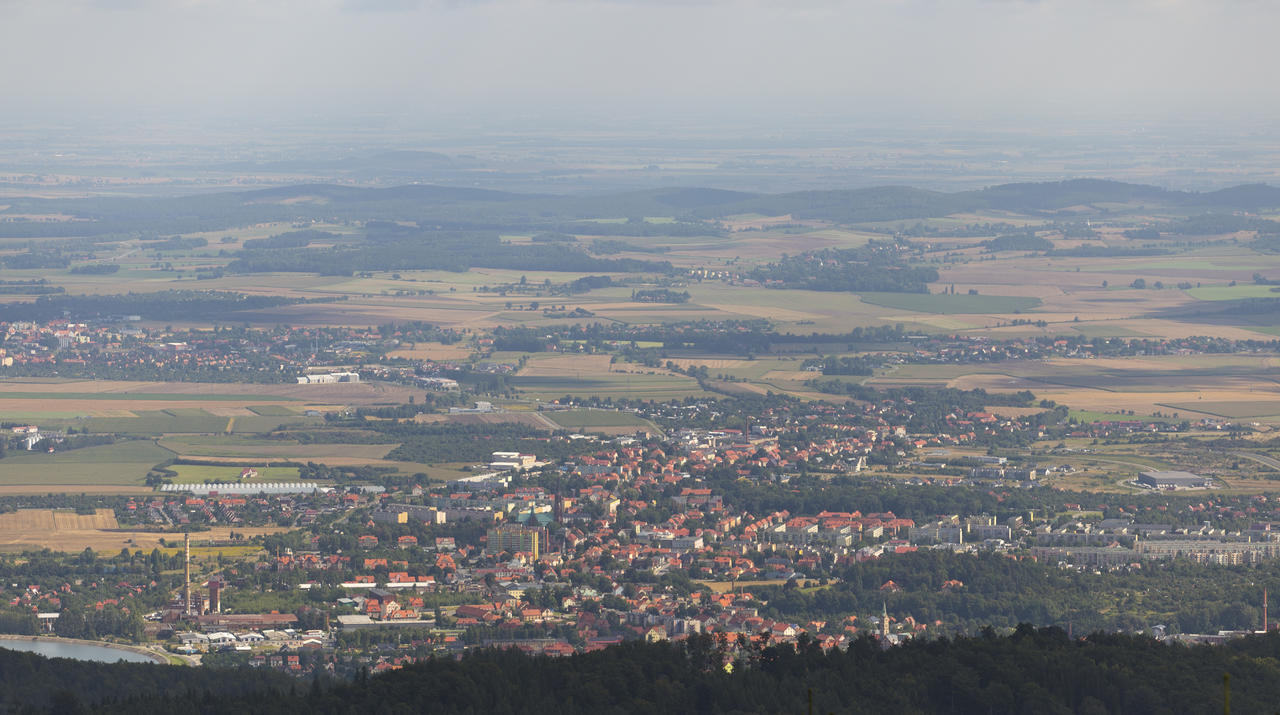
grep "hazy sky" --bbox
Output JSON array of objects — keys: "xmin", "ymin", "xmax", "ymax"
[{"xmin": 3, "ymin": 0, "xmax": 1277, "ymax": 126}]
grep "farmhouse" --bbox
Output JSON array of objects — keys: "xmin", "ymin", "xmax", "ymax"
[{"xmin": 1138, "ymin": 471, "xmax": 1213, "ymax": 490}]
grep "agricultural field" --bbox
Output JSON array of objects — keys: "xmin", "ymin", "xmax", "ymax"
[
  {"xmin": 157, "ymin": 435, "xmax": 396, "ymax": 461},
  {"xmin": 541, "ymin": 409, "xmax": 659, "ymax": 435},
  {"xmin": 1161, "ymin": 401, "xmax": 1280, "ymax": 419},
  {"xmin": 83, "ymin": 410, "xmax": 317, "ymax": 435},
  {"xmin": 511, "ymin": 372, "xmax": 707, "ymax": 401},
  {"xmin": 0, "ymin": 440, "xmax": 173, "ymax": 489},
  {"xmin": 512, "ymin": 352, "xmax": 708, "ymax": 400},
  {"xmin": 5, "ymin": 179, "xmax": 1280, "ymax": 495},
  {"xmin": 0, "ymin": 379, "xmax": 412, "ymax": 431},
  {"xmin": 867, "ymin": 355, "xmax": 1280, "ymax": 424},
  {"xmin": 165, "ymin": 464, "xmax": 302, "ymax": 484},
  {"xmin": 0, "ymin": 509, "xmax": 288, "ymax": 553},
  {"xmin": 854, "ymin": 292, "xmax": 1043, "ymax": 315},
  {"xmin": 245, "ymin": 405, "xmax": 299, "ymax": 417}
]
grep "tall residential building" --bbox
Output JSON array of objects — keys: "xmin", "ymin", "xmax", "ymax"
[{"xmin": 486, "ymin": 524, "xmax": 548, "ymax": 560}]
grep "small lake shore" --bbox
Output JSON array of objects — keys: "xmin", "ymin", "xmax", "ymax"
[{"xmin": 0, "ymin": 633, "xmax": 169, "ymax": 664}]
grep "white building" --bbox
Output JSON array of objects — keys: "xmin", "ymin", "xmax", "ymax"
[{"xmin": 296, "ymin": 371, "xmax": 360, "ymax": 384}]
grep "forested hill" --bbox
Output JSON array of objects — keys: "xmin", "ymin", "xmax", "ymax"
[
  {"xmin": 2, "ymin": 179, "xmax": 1279, "ymax": 238},
  {"xmin": 13, "ymin": 628, "xmax": 1280, "ymax": 714}
]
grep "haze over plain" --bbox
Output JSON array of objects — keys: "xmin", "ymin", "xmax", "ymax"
[{"xmin": 2, "ymin": 0, "xmax": 1277, "ymax": 127}]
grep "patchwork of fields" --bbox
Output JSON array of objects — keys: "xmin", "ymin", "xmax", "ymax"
[{"xmin": 2, "ymin": 192, "xmax": 1280, "ymax": 536}]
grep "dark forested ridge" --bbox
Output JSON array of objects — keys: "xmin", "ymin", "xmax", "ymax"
[
  {"xmin": 225, "ymin": 226, "xmax": 672, "ymax": 276},
  {"xmin": 3, "ymin": 179, "xmax": 1280, "ymax": 238},
  {"xmin": 13, "ymin": 629, "xmax": 1280, "ymax": 714}
]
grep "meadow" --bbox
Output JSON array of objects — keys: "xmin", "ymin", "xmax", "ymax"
[
  {"xmin": 542, "ymin": 409, "xmax": 658, "ymax": 433},
  {"xmin": 0, "ymin": 440, "xmax": 172, "ymax": 488},
  {"xmin": 165, "ymin": 464, "xmax": 302, "ymax": 484}
]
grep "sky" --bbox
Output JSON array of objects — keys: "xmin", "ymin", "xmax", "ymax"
[{"xmin": 2, "ymin": 0, "xmax": 1277, "ymax": 128}]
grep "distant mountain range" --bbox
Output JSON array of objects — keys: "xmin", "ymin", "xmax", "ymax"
[{"xmin": 2, "ymin": 179, "xmax": 1279, "ymax": 238}]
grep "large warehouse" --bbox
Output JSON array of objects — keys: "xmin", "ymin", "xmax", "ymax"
[{"xmin": 1138, "ymin": 471, "xmax": 1213, "ymax": 490}]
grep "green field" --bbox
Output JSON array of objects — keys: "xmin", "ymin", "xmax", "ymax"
[
  {"xmin": 856, "ymin": 292, "xmax": 1042, "ymax": 314},
  {"xmin": 157, "ymin": 435, "xmax": 395, "ymax": 461},
  {"xmin": 166, "ymin": 464, "xmax": 302, "ymax": 484},
  {"xmin": 84, "ymin": 410, "xmax": 313, "ymax": 435},
  {"xmin": 0, "ymin": 440, "xmax": 172, "ymax": 486},
  {"xmin": 542, "ymin": 409, "xmax": 652, "ymax": 429}
]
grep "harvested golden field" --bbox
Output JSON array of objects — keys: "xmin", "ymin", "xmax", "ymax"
[
  {"xmin": 947, "ymin": 373, "xmax": 1042, "ymax": 391},
  {"xmin": 517, "ymin": 354, "xmax": 615, "ymax": 377},
  {"xmin": 702, "ymin": 303, "xmax": 824, "ymax": 322},
  {"xmin": 871, "ymin": 355, "xmax": 1280, "ymax": 422},
  {"xmin": 1039, "ymin": 389, "xmax": 1280, "ymax": 421},
  {"xmin": 412, "ymin": 412, "xmax": 556, "ymax": 429},
  {"xmin": 0, "ymin": 509, "xmax": 290, "ymax": 553},
  {"xmin": 0, "ymin": 509, "xmax": 120, "ymax": 532}
]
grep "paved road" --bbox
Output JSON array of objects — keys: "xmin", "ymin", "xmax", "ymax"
[{"xmin": 1233, "ymin": 451, "xmax": 1280, "ymax": 470}]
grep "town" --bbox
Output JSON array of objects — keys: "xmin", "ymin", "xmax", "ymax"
[{"xmin": 4, "ymin": 399, "xmax": 1277, "ymax": 679}]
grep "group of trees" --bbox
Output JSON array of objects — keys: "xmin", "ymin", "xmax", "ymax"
[
  {"xmin": 68, "ymin": 263, "xmax": 119, "ymax": 274},
  {"xmin": 52, "ymin": 604, "xmax": 143, "ymax": 641},
  {"xmin": 2, "ymin": 250, "xmax": 70, "ymax": 269},
  {"xmin": 630, "ymin": 288, "xmax": 690, "ymax": 303},
  {"xmin": 982, "ymin": 233, "xmax": 1054, "ymax": 252},
  {"xmin": 757, "ymin": 549, "xmax": 1276, "ymax": 636},
  {"xmin": 0, "ymin": 279, "xmax": 64, "ymax": 295},
  {"xmin": 803, "ymin": 355, "xmax": 882, "ymax": 376},
  {"xmin": 21, "ymin": 629, "xmax": 1280, "ymax": 713},
  {"xmin": 747, "ymin": 243, "xmax": 939, "ymax": 293}
]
